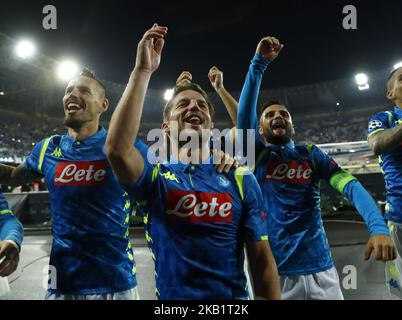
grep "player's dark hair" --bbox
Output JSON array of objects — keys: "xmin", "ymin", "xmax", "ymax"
[
  {"xmin": 163, "ymin": 82, "xmax": 215, "ymax": 121},
  {"xmin": 258, "ymin": 100, "xmax": 286, "ymax": 119},
  {"xmin": 80, "ymin": 68, "xmax": 106, "ymax": 97},
  {"xmin": 387, "ymin": 67, "xmax": 402, "ymax": 91}
]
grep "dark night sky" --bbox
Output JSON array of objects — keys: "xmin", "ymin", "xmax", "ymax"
[{"xmin": 1, "ymin": 0, "xmax": 402, "ymax": 91}]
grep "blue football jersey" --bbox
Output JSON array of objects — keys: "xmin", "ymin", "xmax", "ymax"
[
  {"xmin": 237, "ymin": 53, "xmax": 351, "ymax": 276},
  {"xmin": 24, "ymin": 127, "xmax": 148, "ymax": 294},
  {"xmin": 0, "ymin": 191, "xmax": 23, "ymax": 248},
  {"xmin": 368, "ymin": 107, "xmax": 402, "ymax": 223},
  {"xmin": 126, "ymin": 158, "xmax": 268, "ymax": 300},
  {"xmin": 253, "ymin": 142, "xmax": 343, "ymax": 276}
]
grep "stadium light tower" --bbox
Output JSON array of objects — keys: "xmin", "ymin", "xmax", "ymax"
[
  {"xmin": 15, "ymin": 40, "xmax": 36, "ymax": 59},
  {"xmin": 355, "ymin": 73, "xmax": 369, "ymax": 91},
  {"xmin": 56, "ymin": 60, "xmax": 80, "ymax": 81},
  {"xmin": 164, "ymin": 89, "xmax": 174, "ymax": 101},
  {"xmin": 394, "ymin": 62, "xmax": 402, "ymax": 70}
]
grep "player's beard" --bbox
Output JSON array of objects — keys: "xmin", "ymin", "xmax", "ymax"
[
  {"xmin": 64, "ymin": 115, "xmax": 85, "ymax": 131},
  {"xmin": 263, "ymin": 125, "xmax": 293, "ymax": 146},
  {"xmin": 64, "ymin": 114, "xmax": 92, "ymax": 131}
]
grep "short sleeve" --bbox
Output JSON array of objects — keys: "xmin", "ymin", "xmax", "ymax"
[
  {"xmin": 24, "ymin": 138, "xmax": 50, "ymax": 176},
  {"xmin": 123, "ymin": 157, "xmax": 160, "ymax": 203},
  {"xmin": 367, "ymin": 112, "xmax": 390, "ymax": 138},
  {"xmin": 235, "ymin": 167, "xmax": 268, "ymax": 241}
]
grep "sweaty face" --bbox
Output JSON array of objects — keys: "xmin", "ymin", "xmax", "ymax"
[
  {"xmin": 62, "ymin": 76, "xmax": 105, "ymax": 130},
  {"xmin": 164, "ymin": 90, "xmax": 213, "ymax": 136},
  {"xmin": 259, "ymin": 104, "xmax": 294, "ymax": 145},
  {"xmin": 388, "ymin": 68, "xmax": 402, "ymax": 103}
]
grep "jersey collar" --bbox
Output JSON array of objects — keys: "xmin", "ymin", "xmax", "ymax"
[
  {"xmin": 168, "ymin": 155, "xmax": 214, "ymax": 173},
  {"xmin": 266, "ymin": 140, "xmax": 295, "ymax": 149},
  {"xmin": 65, "ymin": 127, "xmax": 106, "ymax": 146}
]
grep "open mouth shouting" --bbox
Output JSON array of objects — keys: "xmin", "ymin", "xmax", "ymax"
[
  {"xmin": 271, "ymin": 120, "xmax": 287, "ymax": 135},
  {"xmin": 183, "ymin": 113, "xmax": 205, "ymax": 127},
  {"xmin": 65, "ymin": 99, "xmax": 85, "ymax": 116}
]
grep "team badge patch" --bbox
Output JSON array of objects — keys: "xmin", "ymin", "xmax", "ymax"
[
  {"xmin": 216, "ymin": 175, "xmax": 231, "ymax": 187},
  {"xmin": 368, "ymin": 120, "xmax": 382, "ymax": 131}
]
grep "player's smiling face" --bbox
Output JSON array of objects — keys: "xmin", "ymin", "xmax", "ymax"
[
  {"xmin": 259, "ymin": 104, "xmax": 294, "ymax": 145},
  {"xmin": 62, "ymin": 76, "xmax": 106, "ymax": 130},
  {"xmin": 164, "ymin": 89, "xmax": 213, "ymax": 134}
]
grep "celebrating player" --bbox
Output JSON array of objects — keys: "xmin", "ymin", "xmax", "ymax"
[
  {"xmin": 0, "ymin": 69, "xmax": 149, "ymax": 299},
  {"xmin": 236, "ymin": 36, "xmax": 396, "ymax": 299},
  {"xmin": 106, "ymin": 24, "xmax": 281, "ymax": 300},
  {"xmin": 367, "ymin": 66, "xmax": 402, "ymax": 298}
]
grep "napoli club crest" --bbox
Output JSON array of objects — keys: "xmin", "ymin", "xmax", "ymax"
[{"xmin": 216, "ymin": 175, "xmax": 231, "ymax": 187}]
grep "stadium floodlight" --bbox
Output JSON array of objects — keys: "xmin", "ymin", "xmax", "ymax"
[
  {"xmin": 164, "ymin": 89, "xmax": 174, "ymax": 101},
  {"xmin": 0, "ymin": 92, "xmax": 4, "ymax": 96},
  {"xmin": 56, "ymin": 60, "xmax": 80, "ymax": 81},
  {"xmin": 355, "ymin": 73, "xmax": 368, "ymax": 85},
  {"xmin": 15, "ymin": 40, "xmax": 36, "ymax": 59},
  {"xmin": 394, "ymin": 62, "xmax": 402, "ymax": 70},
  {"xmin": 355, "ymin": 73, "xmax": 369, "ymax": 90},
  {"xmin": 336, "ymin": 102, "xmax": 340, "ymax": 106}
]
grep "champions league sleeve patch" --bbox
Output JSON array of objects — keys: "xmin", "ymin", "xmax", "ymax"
[{"xmin": 368, "ymin": 120, "xmax": 382, "ymax": 131}]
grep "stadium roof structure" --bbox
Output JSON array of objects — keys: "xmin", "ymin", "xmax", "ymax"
[{"xmin": 0, "ymin": 31, "xmax": 392, "ymax": 126}]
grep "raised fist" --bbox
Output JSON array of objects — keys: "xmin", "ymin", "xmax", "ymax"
[
  {"xmin": 176, "ymin": 71, "xmax": 192, "ymax": 87},
  {"xmin": 208, "ymin": 66, "xmax": 224, "ymax": 92},
  {"xmin": 256, "ymin": 36, "xmax": 284, "ymax": 62}
]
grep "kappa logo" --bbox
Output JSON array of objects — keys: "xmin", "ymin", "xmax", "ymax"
[
  {"xmin": 51, "ymin": 148, "xmax": 63, "ymax": 158},
  {"xmin": 368, "ymin": 120, "xmax": 382, "ymax": 131},
  {"xmin": 54, "ymin": 161, "xmax": 107, "ymax": 186},
  {"xmin": 160, "ymin": 171, "xmax": 180, "ymax": 183}
]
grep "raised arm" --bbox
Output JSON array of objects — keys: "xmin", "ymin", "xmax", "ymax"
[
  {"xmin": 106, "ymin": 24, "xmax": 167, "ymax": 185},
  {"xmin": 237, "ymin": 37, "xmax": 284, "ymax": 133},
  {"xmin": 208, "ymin": 67, "xmax": 239, "ymax": 126}
]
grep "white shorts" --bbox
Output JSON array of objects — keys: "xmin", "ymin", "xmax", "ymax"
[
  {"xmin": 280, "ymin": 267, "xmax": 344, "ymax": 300},
  {"xmin": 0, "ymin": 276, "xmax": 10, "ymax": 297},
  {"xmin": 45, "ymin": 287, "xmax": 140, "ymax": 300},
  {"xmin": 385, "ymin": 221, "xmax": 402, "ymax": 299}
]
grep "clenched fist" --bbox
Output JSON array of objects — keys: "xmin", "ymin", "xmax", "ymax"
[
  {"xmin": 0, "ymin": 240, "xmax": 20, "ymax": 277},
  {"xmin": 208, "ymin": 66, "xmax": 224, "ymax": 92},
  {"xmin": 176, "ymin": 71, "xmax": 192, "ymax": 87},
  {"xmin": 256, "ymin": 36, "xmax": 284, "ymax": 62},
  {"xmin": 365, "ymin": 234, "xmax": 397, "ymax": 261}
]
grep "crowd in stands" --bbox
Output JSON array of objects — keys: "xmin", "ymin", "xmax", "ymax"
[
  {"xmin": 0, "ymin": 118, "xmax": 64, "ymax": 160},
  {"xmin": 294, "ymin": 111, "xmax": 369, "ymax": 144},
  {"xmin": 0, "ymin": 106, "xmax": 383, "ymax": 161}
]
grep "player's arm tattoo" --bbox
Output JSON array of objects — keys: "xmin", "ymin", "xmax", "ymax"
[{"xmin": 368, "ymin": 124, "xmax": 402, "ymax": 155}]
